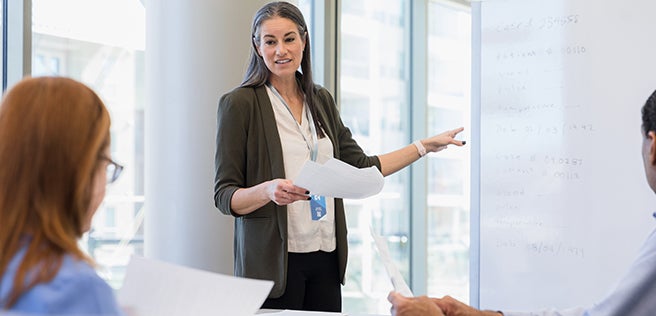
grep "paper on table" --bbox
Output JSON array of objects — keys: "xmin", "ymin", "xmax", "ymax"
[
  {"xmin": 293, "ymin": 158, "xmax": 384, "ymax": 199},
  {"xmin": 370, "ymin": 227, "xmax": 414, "ymax": 297},
  {"xmin": 118, "ymin": 256, "xmax": 273, "ymax": 316}
]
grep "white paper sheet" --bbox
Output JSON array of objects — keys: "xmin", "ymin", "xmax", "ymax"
[
  {"xmin": 370, "ymin": 227, "xmax": 414, "ymax": 297},
  {"xmin": 293, "ymin": 158, "xmax": 384, "ymax": 199},
  {"xmin": 118, "ymin": 256, "xmax": 273, "ymax": 316}
]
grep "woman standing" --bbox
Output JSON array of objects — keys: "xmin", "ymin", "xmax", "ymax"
[
  {"xmin": 214, "ymin": 1, "xmax": 465, "ymax": 312},
  {"xmin": 0, "ymin": 77, "xmax": 125, "ymax": 315}
]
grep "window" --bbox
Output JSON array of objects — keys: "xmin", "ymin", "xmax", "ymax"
[
  {"xmin": 426, "ymin": 0, "xmax": 471, "ymax": 301},
  {"xmin": 31, "ymin": 0, "xmax": 145, "ymax": 289},
  {"xmin": 339, "ymin": 0, "xmax": 471, "ymax": 313},
  {"xmin": 340, "ymin": 0, "xmax": 411, "ymax": 313},
  {"xmin": 299, "ymin": 0, "xmax": 313, "ymax": 33}
]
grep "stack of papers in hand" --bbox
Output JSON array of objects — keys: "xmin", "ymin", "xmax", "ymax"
[{"xmin": 293, "ymin": 158, "xmax": 384, "ymax": 199}]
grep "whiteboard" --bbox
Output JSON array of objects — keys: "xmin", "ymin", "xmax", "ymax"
[{"xmin": 474, "ymin": 0, "xmax": 656, "ymax": 311}]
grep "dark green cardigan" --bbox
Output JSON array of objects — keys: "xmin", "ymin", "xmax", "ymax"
[{"xmin": 214, "ymin": 83, "xmax": 381, "ymax": 298}]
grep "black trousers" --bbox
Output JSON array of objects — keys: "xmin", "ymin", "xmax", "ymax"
[{"xmin": 262, "ymin": 250, "xmax": 341, "ymax": 312}]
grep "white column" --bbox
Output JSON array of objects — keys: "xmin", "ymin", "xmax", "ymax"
[{"xmin": 145, "ymin": 0, "xmax": 269, "ymax": 273}]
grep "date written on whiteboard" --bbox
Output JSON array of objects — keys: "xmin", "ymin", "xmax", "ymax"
[
  {"xmin": 494, "ymin": 240, "xmax": 585, "ymax": 259},
  {"xmin": 527, "ymin": 241, "xmax": 585, "ymax": 259}
]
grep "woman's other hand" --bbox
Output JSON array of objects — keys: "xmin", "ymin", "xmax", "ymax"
[{"xmin": 267, "ymin": 178, "xmax": 310, "ymax": 206}]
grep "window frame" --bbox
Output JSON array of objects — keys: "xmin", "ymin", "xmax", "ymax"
[{"xmin": 4, "ymin": 0, "xmax": 31, "ymax": 90}]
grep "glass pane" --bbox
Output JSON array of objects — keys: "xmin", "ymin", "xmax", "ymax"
[
  {"xmin": 298, "ymin": 0, "xmax": 312, "ymax": 31},
  {"xmin": 31, "ymin": 0, "xmax": 145, "ymax": 289},
  {"xmin": 340, "ymin": 0, "xmax": 410, "ymax": 313},
  {"xmin": 426, "ymin": 0, "xmax": 471, "ymax": 302},
  {"xmin": 298, "ymin": 0, "xmax": 315, "ymax": 76}
]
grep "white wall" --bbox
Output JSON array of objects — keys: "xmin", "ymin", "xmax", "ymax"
[{"xmin": 145, "ymin": 0, "xmax": 271, "ymax": 274}]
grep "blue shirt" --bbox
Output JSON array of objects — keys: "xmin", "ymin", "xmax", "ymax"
[
  {"xmin": 505, "ymin": 227, "xmax": 656, "ymax": 316},
  {"xmin": 1, "ymin": 245, "xmax": 124, "ymax": 315}
]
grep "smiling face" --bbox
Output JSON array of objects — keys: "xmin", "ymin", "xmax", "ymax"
[{"xmin": 255, "ymin": 16, "xmax": 306, "ymax": 83}]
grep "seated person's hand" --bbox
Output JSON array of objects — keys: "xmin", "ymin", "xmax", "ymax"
[
  {"xmin": 388, "ymin": 291, "xmax": 445, "ymax": 316},
  {"xmin": 434, "ymin": 295, "xmax": 503, "ymax": 316}
]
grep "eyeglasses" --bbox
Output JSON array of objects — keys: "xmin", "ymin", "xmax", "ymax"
[{"xmin": 100, "ymin": 156, "xmax": 124, "ymax": 184}]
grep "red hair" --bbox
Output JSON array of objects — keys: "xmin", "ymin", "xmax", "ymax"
[{"xmin": 0, "ymin": 77, "xmax": 110, "ymax": 308}]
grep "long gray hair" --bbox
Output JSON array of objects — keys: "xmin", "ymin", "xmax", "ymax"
[{"xmin": 242, "ymin": 1, "xmax": 324, "ymax": 137}]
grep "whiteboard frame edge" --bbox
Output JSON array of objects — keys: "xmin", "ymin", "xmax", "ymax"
[{"xmin": 470, "ymin": 0, "xmax": 482, "ymax": 309}]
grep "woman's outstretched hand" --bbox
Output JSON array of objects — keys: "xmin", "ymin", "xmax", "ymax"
[{"xmin": 422, "ymin": 127, "xmax": 466, "ymax": 153}]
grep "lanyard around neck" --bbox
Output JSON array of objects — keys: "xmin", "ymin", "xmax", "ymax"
[{"xmin": 267, "ymin": 83, "xmax": 319, "ymax": 162}]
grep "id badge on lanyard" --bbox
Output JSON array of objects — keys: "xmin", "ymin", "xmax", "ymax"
[{"xmin": 267, "ymin": 83, "xmax": 327, "ymax": 220}]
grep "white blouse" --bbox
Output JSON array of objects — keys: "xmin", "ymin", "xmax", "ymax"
[{"xmin": 266, "ymin": 85, "xmax": 336, "ymax": 253}]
